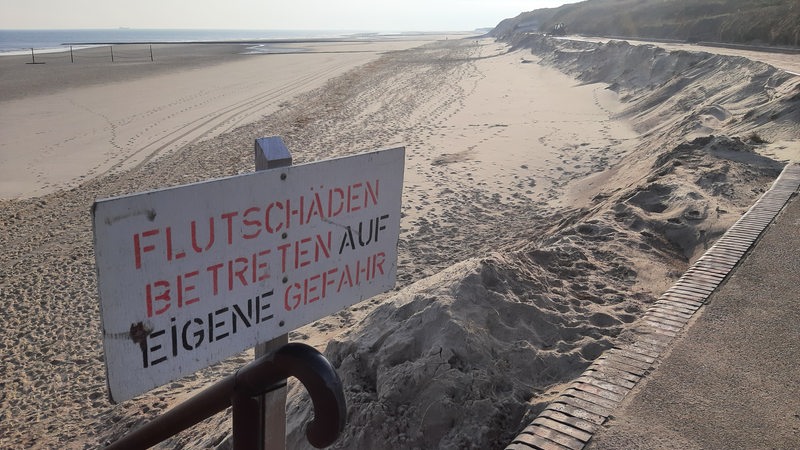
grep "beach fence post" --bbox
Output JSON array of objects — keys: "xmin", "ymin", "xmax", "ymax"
[
  {"xmin": 70, "ymin": 46, "xmax": 74, "ymax": 63},
  {"xmin": 254, "ymin": 136, "xmax": 293, "ymax": 450},
  {"xmin": 150, "ymin": 45, "xmax": 154, "ymax": 62},
  {"xmin": 110, "ymin": 45, "xmax": 114, "ymax": 63},
  {"xmin": 26, "ymin": 48, "xmax": 45, "ymax": 65}
]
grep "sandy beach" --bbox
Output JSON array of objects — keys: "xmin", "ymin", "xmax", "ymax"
[
  {"xmin": 0, "ymin": 37, "xmax": 463, "ymax": 199},
  {"xmin": 1, "ymin": 33, "xmax": 798, "ymax": 449}
]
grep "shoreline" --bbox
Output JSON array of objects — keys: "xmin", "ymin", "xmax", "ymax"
[
  {"xmin": 59, "ymin": 34, "xmax": 476, "ymax": 46},
  {"xmin": 0, "ymin": 31, "xmax": 479, "ymax": 56}
]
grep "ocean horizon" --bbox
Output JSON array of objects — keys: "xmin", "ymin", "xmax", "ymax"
[{"xmin": 0, "ymin": 28, "xmax": 381, "ymax": 54}]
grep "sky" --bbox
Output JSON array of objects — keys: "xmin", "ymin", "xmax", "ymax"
[{"xmin": 0, "ymin": 0, "xmax": 583, "ymax": 31}]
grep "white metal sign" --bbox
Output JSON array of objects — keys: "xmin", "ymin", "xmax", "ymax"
[{"xmin": 93, "ymin": 147, "xmax": 404, "ymax": 402}]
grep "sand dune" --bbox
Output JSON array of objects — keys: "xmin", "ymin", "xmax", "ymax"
[
  {"xmin": 0, "ymin": 34, "xmax": 798, "ymax": 449},
  {"xmin": 283, "ymin": 37, "xmax": 797, "ymax": 449}
]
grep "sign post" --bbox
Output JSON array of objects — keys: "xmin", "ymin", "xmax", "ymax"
[
  {"xmin": 93, "ymin": 144, "xmax": 405, "ymax": 404},
  {"xmin": 254, "ymin": 137, "xmax": 292, "ymax": 450}
]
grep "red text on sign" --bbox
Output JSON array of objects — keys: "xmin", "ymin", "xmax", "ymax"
[{"xmin": 284, "ymin": 251, "xmax": 386, "ymax": 312}]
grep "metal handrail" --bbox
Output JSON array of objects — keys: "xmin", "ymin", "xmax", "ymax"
[{"xmin": 106, "ymin": 343, "xmax": 346, "ymax": 450}]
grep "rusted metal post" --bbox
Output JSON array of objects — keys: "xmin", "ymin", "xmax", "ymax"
[
  {"xmin": 232, "ymin": 391, "xmax": 261, "ymax": 450},
  {"xmin": 105, "ymin": 343, "xmax": 345, "ymax": 450},
  {"xmin": 105, "ymin": 376, "xmax": 235, "ymax": 449},
  {"xmin": 254, "ymin": 136, "xmax": 293, "ymax": 450}
]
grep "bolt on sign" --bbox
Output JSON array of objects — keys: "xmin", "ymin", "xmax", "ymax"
[{"xmin": 93, "ymin": 147, "xmax": 404, "ymax": 402}]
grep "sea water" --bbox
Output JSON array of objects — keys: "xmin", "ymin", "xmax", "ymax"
[{"xmin": 0, "ymin": 29, "xmax": 361, "ymax": 54}]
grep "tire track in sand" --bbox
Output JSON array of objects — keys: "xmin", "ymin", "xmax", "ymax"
[{"xmin": 91, "ymin": 58, "xmax": 358, "ymax": 179}]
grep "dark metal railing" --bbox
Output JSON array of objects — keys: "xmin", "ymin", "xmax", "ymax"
[{"xmin": 106, "ymin": 343, "xmax": 346, "ymax": 450}]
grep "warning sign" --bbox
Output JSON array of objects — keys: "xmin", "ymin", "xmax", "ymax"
[{"xmin": 93, "ymin": 147, "xmax": 404, "ymax": 402}]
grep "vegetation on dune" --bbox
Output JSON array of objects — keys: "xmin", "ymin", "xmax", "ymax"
[{"xmin": 492, "ymin": 0, "xmax": 800, "ymax": 47}]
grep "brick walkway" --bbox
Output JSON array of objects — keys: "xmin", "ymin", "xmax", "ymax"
[{"xmin": 507, "ymin": 163, "xmax": 800, "ymax": 450}]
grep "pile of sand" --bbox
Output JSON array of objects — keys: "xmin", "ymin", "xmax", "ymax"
[
  {"xmin": 511, "ymin": 36, "xmax": 800, "ymax": 147},
  {"xmin": 281, "ymin": 37, "xmax": 795, "ymax": 449},
  {"xmin": 284, "ymin": 138, "xmax": 783, "ymax": 449}
]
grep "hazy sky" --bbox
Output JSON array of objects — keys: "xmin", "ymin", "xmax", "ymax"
[{"xmin": 1, "ymin": 0, "xmax": 582, "ymax": 31}]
